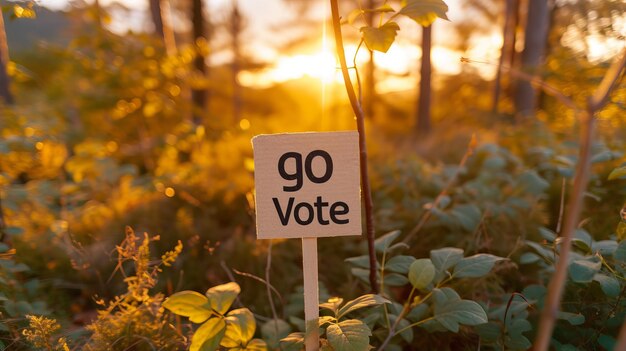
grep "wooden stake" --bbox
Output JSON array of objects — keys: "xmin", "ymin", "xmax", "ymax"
[{"xmin": 302, "ymin": 237, "xmax": 319, "ymax": 351}]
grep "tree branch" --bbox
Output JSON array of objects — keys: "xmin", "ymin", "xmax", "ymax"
[
  {"xmin": 532, "ymin": 46, "xmax": 626, "ymax": 351},
  {"xmin": 330, "ymin": 0, "xmax": 378, "ymax": 293}
]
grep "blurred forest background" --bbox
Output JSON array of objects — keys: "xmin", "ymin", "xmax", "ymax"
[{"xmin": 0, "ymin": 0, "xmax": 625, "ymax": 349}]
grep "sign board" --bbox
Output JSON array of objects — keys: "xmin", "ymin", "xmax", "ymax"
[{"xmin": 252, "ymin": 131, "xmax": 362, "ymax": 239}]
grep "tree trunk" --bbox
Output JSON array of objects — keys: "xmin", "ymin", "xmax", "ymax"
[
  {"xmin": 149, "ymin": 0, "xmax": 176, "ymax": 55},
  {"xmin": 149, "ymin": 0, "xmax": 165, "ymax": 40},
  {"xmin": 0, "ymin": 10, "xmax": 14, "ymax": 105},
  {"xmin": 514, "ymin": 0, "xmax": 550, "ymax": 117},
  {"xmin": 231, "ymin": 2, "xmax": 242, "ymax": 123},
  {"xmin": 191, "ymin": 0, "xmax": 207, "ymax": 126},
  {"xmin": 363, "ymin": 0, "xmax": 376, "ymax": 120},
  {"xmin": 492, "ymin": 0, "xmax": 517, "ymax": 114},
  {"xmin": 416, "ymin": 25, "xmax": 432, "ymax": 135}
]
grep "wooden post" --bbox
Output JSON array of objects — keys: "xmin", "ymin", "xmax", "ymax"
[{"xmin": 302, "ymin": 237, "xmax": 319, "ymax": 351}]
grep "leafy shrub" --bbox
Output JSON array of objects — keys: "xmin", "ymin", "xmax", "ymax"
[
  {"xmin": 83, "ymin": 226, "xmax": 185, "ymax": 350},
  {"xmin": 163, "ymin": 282, "xmax": 267, "ymax": 350}
]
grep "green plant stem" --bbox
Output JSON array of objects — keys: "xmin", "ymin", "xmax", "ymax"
[
  {"xmin": 533, "ymin": 47, "xmax": 626, "ymax": 351},
  {"xmin": 379, "ymin": 285, "xmax": 447, "ymax": 351},
  {"xmin": 393, "ymin": 317, "xmax": 434, "ymax": 336},
  {"xmin": 330, "ymin": 0, "xmax": 379, "ymax": 294},
  {"xmin": 265, "ymin": 240, "xmax": 280, "ymax": 326}
]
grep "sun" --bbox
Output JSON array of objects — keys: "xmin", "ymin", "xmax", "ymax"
[{"xmin": 271, "ymin": 50, "xmax": 339, "ymax": 84}]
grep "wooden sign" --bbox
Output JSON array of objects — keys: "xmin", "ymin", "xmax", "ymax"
[{"xmin": 252, "ymin": 131, "xmax": 362, "ymax": 240}]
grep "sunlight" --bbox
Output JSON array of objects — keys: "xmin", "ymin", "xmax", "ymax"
[
  {"xmin": 272, "ymin": 51, "xmax": 338, "ymax": 83},
  {"xmin": 238, "ymin": 50, "xmax": 339, "ymax": 88}
]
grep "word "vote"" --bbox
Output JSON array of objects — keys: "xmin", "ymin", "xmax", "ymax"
[{"xmin": 272, "ymin": 150, "xmax": 350, "ymax": 226}]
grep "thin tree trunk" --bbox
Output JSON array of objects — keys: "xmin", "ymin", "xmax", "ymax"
[
  {"xmin": 492, "ymin": 0, "xmax": 516, "ymax": 113},
  {"xmin": 191, "ymin": 0, "xmax": 207, "ymax": 126},
  {"xmin": 363, "ymin": 0, "xmax": 376, "ymax": 120},
  {"xmin": 93, "ymin": 0, "xmax": 103, "ymax": 29},
  {"xmin": 0, "ymin": 11, "xmax": 11, "ymax": 242},
  {"xmin": 330, "ymin": 0, "xmax": 378, "ymax": 294},
  {"xmin": 0, "ymin": 10, "xmax": 14, "ymax": 105},
  {"xmin": 149, "ymin": 0, "xmax": 165, "ymax": 40},
  {"xmin": 150, "ymin": 0, "xmax": 176, "ymax": 55},
  {"xmin": 416, "ymin": 25, "xmax": 432, "ymax": 135},
  {"xmin": 532, "ymin": 47, "xmax": 626, "ymax": 351},
  {"xmin": 514, "ymin": 0, "xmax": 550, "ymax": 117},
  {"xmin": 161, "ymin": 0, "xmax": 176, "ymax": 55},
  {"xmin": 231, "ymin": 2, "xmax": 242, "ymax": 123}
]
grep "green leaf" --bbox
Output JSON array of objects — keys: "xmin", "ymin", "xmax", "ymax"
[
  {"xmin": 398, "ymin": 0, "xmax": 449, "ymax": 26},
  {"xmin": 388, "ymin": 242, "xmax": 410, "ymax": 252},
  {"xmin": 598, "ymin": 334, "xmax": 616, "ymax": 351},
  {"xmin": 451, "ymin": 204, "xmax": 481, "ymax": 231},
  {"xmin": 568, "ymin": 259, "xmax": 601, "ymax": 283},
  {"xmin": 190, "ymin": 318, "xmax": 226, "ymax": 351},
  {"xmin": 507, "ymin": 318, "xmax": 532, "ymax": 336},
  {"xmin": 375, "ymin": 230, "xmax": 401, "ymax": 253},
  {"xmin": 556, "ymin": 237, "xmax": 592, "ymax": 254},
  {"xmin": 591, "ymin": 240, "xmax": 618, "ymax": 255},
  {"xmin": 319, "ymin": 316, "xmax": 336, "ymax": 327},
  {"xmin": 591, "ymin": 150, "xmax": 622, "ymax": 164},
  {"xmin": 337, "ymin": 294, "xmax": 390, "ymax": 319},
  {"xmin": 280, "ymin": 332, "xmax": 304, "ymax": 351},
  {"xmin": 505, "ymin": 332, "xmax": 532, "ymax": 350},
  {"xmin": 361, "ymin": 22, "xmax": 400, "ymax": 53},
  {"xmin": 593, "ymin": 273, "xmax": 620, "ymax": 297},
  {"xmin": 385, "ymin": 255, "xmax": 415, "ymax": 274},
  {"xmin": 320, "ymin": 298, "xmax": 344, "ymax": 314},
  {"xmin": 608, "ymin": 166, "xmax": 626, "ymax": 180},
  {"xmin": 430, "ymin": 247, "xmax": 463, "ymax": 282},
  {"xmin": 616, "ymin": 240, "xmax": 626, "ymax": 262},
  {"xmin": 221, "ymin": 308, "xmax": 256, "ymax": 347},
  {"xmin": 538, "ymin": 227, "xmax": 557, "ymax": 242},
  {"xmin": 261, "ymin": 319, "xmax": 290, "ymax": 348},
  {"xmin": 617, "ymin": 222, "xmax": 626, "ymax": 241},
  {"xmin": 163, "ymin": 291, "xmax": 212, "ymax": 323},
  {"xmin": 384, "ymin": 273, "xmax": 409, "ymax": 286},
  {"xmin": 408, "ymin": 258, "xmax": 435, "ymax": 290},
  {"xmin": 345, "ymin": 255, "xmax": 374, "ymax": 269},
  {"xmin": 245, "ymin": 339, "xmax": 268, "ymax": 350},
  {"xmin": 434, "ymin": 299, "xmax": 487, "ymax": 332},
  {"xmin": 557, "ymin": 311, "xmax": 585, "ymax": 326},
  {"xmin": 517, "ymin": 171, "xmax": 550, "ymax": 195},
  {"xmin": 206, "ymin": 282, "xmax": 240, "ymax": 315},
  {"xmin": 326, "ymin": 319, "xmax": 372, "ymax": 351},
  {"xmin": 432, "ymin": 287, "xmax": 461, "ymax": 310},
  {"xmin": 519, "ymin": 252, "xmax": 541, "ymax": 264},
  {"xmin": 452, "ymin": 254, "xmax": 505, "ymax": 278}
]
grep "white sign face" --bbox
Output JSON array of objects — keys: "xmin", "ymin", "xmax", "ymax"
[{"xmin": 252, "ymin": 131, "xmax": 362, "ymax": 239}]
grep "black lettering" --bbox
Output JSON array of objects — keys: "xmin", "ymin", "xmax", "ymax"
[
  {"xmin": 294, "ymin": 202, "xmax": 314, "ymax": 225},
  {"xmin": 330, "ymin": 202, "xmax": 349, "ymax": 224},
  {"xmin": 272, "ymin": 197, "xmax": 294, "ymax": 226},
  {"xmin": 278, "ymin": 152, "xmax": 303, "ymax": 192},
  {"xmin": 305, "ymin": 150, "xmax": 333, "ymax": 184},
  {"xmin": 314, "ymin": 196, "xmax": 330, "ymax": 225}
]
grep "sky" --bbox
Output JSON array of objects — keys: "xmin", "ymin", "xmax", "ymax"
[
  {"xmin": 33, "ymin": 0, "xmax": 623, "ymax": 93},
  {"xmin": 36, "ymin": 0, "xmax": 490, "ymax": 92}
]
